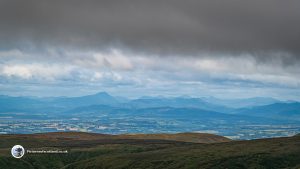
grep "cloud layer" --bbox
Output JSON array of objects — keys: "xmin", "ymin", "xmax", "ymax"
[
  {"xmin": 0, "ymin": 0, "xmax": 299, "ymax": 99},
  {"xmin": 1, "ymin": 1, "xmax": 300, "ymax": 58}
]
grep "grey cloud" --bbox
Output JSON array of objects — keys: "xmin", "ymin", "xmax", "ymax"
[{"xmin": 0, "ymin": 0, "xmax": 300, "ymax": 65}]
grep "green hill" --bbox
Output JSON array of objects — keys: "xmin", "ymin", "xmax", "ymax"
[{"xmin": 0, "ymin": 132, "xmax": 299, "ymax": 169}]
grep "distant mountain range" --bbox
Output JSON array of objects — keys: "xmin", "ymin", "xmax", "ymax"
[
  {"xmin": 0, "ymin": 92, "xmax": 293, "ymax": 109},
  {"xmin": 1, "ymin": 92, "xmax": 299, "ymax": 138},
  {"xmin": 201, "ymin": 96, "xmax": 282, "ymax": 108},
  {"xmin": 233, "ymin": 102, "xmax": 300, "ymax": 120},
  {"xmin": 0, "ymin": 92, "xmax": 299, "ymax": 123},
  {"xmin": 129, "ymin": 97, "xmax": 232, "ymax": 113},
  {"xmin": 0, "ymin": 92, "xmax": 119, "ymax": 113}
]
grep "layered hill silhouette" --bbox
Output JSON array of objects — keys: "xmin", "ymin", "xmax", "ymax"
[
  {"xmin": 0, "ymin": 92, "xmax": 294, "ymax": 114},
  {"xmin": 1, "ymin": 92, "xmax": 299, "ymax": 141},
  {"xmin": 1, "ymin": 92, "xmax": 298, "ymax": 122},
  {"xmin": 233, "ymin": 102, "xmax": 300, "ymax": 120}
]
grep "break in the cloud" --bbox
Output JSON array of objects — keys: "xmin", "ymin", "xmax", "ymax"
[{"xmin": 0, "ymin": 0, "xmax": 299, "ymax": 100}]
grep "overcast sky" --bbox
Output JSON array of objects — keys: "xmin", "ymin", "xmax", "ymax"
[{"xmin": 0, "ymin": 0, "xmax": 299, "ymax": 100}]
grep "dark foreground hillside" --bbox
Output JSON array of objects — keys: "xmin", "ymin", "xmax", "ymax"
[{"xmin": 0, "ymin": 132, "xmax": 299, "ymax": 169}]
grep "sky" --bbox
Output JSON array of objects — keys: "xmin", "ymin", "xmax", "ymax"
[{"xmin": 0, "ymin": 0, "xmax": 300, "ymax": 100}]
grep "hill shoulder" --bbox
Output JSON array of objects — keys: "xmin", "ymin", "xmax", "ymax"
[{"xmin": 0, "ymin": 132, "xmax": 230, "ymax": 143}]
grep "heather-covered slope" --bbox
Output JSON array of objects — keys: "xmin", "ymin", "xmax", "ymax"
[{"xmin": 0, "ymin": 132, "xmax": 299, "ymax": 169}]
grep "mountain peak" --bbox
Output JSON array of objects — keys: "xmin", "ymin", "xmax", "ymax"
[{"xmin": 94, "ymin": 92, "xmax": 110, "ymax": 96}]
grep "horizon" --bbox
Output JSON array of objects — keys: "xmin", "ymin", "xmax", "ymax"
[{"xmin": 0, "ymin": 91, "xmax": 297, "ymax": 102}]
